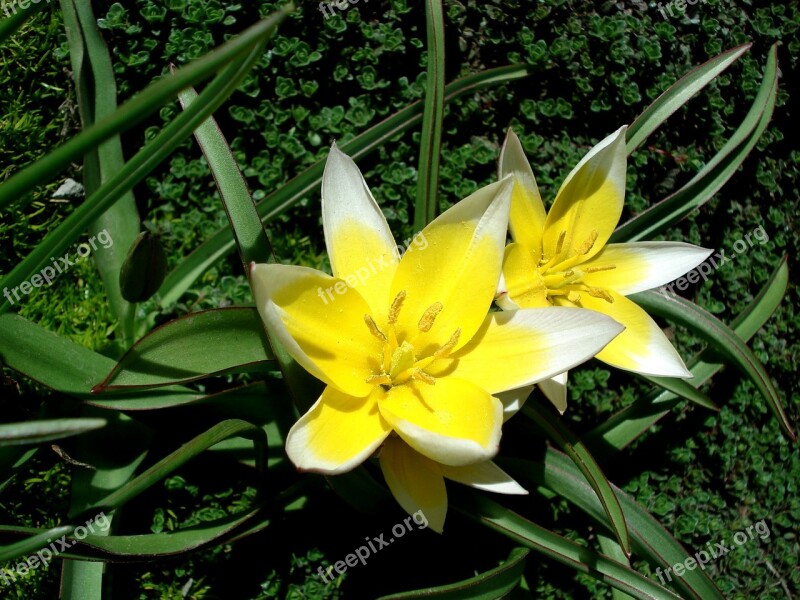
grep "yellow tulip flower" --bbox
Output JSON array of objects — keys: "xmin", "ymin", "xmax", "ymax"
[
  {"xmin": 250, "ymin": 144, "xmax": 623, "ymax": 519},
  {"xmin": 496, "ymin": 127, "xmax": 713, "ymax": 412}
]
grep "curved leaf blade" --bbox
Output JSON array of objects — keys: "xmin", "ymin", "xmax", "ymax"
[
  {"xmin": 631, "ymin": 289, "xmax": 795, "ymax": 440},
  {"xmin": 614, "ymin": 43, "xmax": 778, "ymax": 243},
  {"xmin": 377, "ymin": 547, "xmax": 529, "ymax": 600},
  {"xmin": 93, "ymin": 308, "xmax": 274, "ymax": 391},
  {"xmin": 626, "ymin": 44, "xmax": 751, "ymax": 153},
  {"xmin": 521, "ymin": 403, "xmax": 631, "ymax": 557},
  {"xmin": 502, "ymin": 450, "xmax": 724, "ymax": 600},
  {"xmin": 586, "ymin": 258, "xmax": 789, "ymax": 453},
  {"xmin": 0, "ymin": 419, "xmax": 106, "ymax": 447},
  {"xmin": 454, "ymin": 491, "xmax": 682, "ymax": 600}
]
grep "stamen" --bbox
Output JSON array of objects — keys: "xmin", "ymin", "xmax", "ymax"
[
  {"xmin": 554, "ymin": 230, "xmax": 566, "ymax": 257},
  {"xmin": 366, "ymin": 374, "xmax": 392, "ymax": 385},
  {"xmin": 586, "ymin": 287, "xmax": 614, "ymax": 303},
  {"xmin": 434, "ymin": 328, "xmax": 462, "ymax": 358},
  {"xmin": 364, "ymin": 314, "xmax": 387, "ymax": 342},
  {"xmin": 578, "ymin": 230, "xmax": 599, "ymax": 255},
  {"xmin": 583, "ymin": 264, "xmax": 616, "ymax": 273},
  {"xmin": 388, "ymin": 290, "xmax": 407, "ymax": 325},
  {"xmin": 417, "ymin": 302, "xmax": 443, "ymax": 332},
  {"xmin": 567, "ymin": 291, "xmax": 582, "ymax": 303},
  {"xmin": 412, "ymin": 369, "xmax": 436, "ymax": 385}
]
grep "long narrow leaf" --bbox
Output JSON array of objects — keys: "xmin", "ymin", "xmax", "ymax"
[
  {"xmin": 454, "ymin": 491, "xmax": 682, "ymax": 600},
  {"xmin": 586, "ymin": 258, "xmax": 788, "ymax": 455},
  {"xmin": 0, "ymin": 419, "xmax": 106, "ymax": 447},
  {"xmin": 626, "ymin": 44, "xmax": 751, "ymax": 153},
  {"xmin": 0, "ymin": 9, "xmax": 291, "ymax": 211},
  {"xmin": 94, "ymin": 308, "xmax": 274, "ymax": 391},
  {"xmin": 521, "ymin": 403, "xmax": 631, "ymax": 557},
  {"xmin": 502, "ymin": 450, "xmax": 725, "ymax": 600},
  {"xmin": 414, "ymin": 0, "xmax": 446, "ymax": 230},
  {"xmin": 613, "ymin": 44, "xmax": 778, "ymax": 243},
  {"xmin": 631, "ymin": 289, "xmax": 795, "ymax": 440},
  {"xmin": 0, "ymin": 43, "xmax": 269, "ymax": 314},
  {"xmin": 377, "ymin": 547, "xmax": 529, "ymax": 599}
]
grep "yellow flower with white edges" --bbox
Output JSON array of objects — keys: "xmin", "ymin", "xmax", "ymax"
[
  {"xmin": 496, "ymin": 127, "xmax": 713, "ymax": 412},
  {"xmin": 250, "ymin": 144, "xmax": 623, "ymax": 527}
]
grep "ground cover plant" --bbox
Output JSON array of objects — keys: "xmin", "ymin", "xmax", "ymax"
[{"xmin": 0, "ymin": 0, "xmax": 798, "ymax": 598}]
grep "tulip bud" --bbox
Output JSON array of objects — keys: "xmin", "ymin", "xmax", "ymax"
[{"xmin": 119, "ymin": 231, "xmax": 167, "ymax": 303}]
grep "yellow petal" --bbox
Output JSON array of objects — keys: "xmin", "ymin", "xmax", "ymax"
[
  {"xmin": 286, "ymin": 386, "xmax": 391, "ymax": 474},
  {"xmin": 500, "ymin": 242, "xmax": 549, "ymax": 309},
  {"xmin": 567, "ymin": 289, "xmax": 692, "ymax": 377},
  {"xmin": 499, "ymin": 129, "xmax": 546, "ymax": 252},
  {"xmin": 580, "ymin": 242, "xmax": 713, "ymax": 296},
  {"xmin": 389, "ymin": 177, "xmax": 513, "ymax": 355},
  {"xmin": 322, "ymin": 144, "xmax": 400, "ymax": 317},
  {"xmin": 543, "ymin": 126, "xmax": 627, "ymax": 264},
  {"xmin": 379, "ymin": 436, "xmax": 447, "ymax": 533},
  {"xmin": 378, "ymin": 378, "xmax": 503, "ymax": 466},
  {"xmin": 250, "ymin": 263, "xmax": 381, "ymax": 397},
  {"xmin": 441, "ymin": 460, "xmax": 528, "ymax": 495},
  {"xmin": 431, "ymin": 308, "xmax": 623, "ymax": 394}
]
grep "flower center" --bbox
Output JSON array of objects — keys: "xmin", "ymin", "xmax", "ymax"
[
  {"xmin": 537, "ymin": 229, "xmax": 616, "ymax": 305},
  {"xmin": 363, "ymin": 290, "xmax": 460, "ymax": 388}
]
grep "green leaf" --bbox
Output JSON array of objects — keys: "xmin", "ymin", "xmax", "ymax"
[
  {"xmin": 93, "ymin": 308, "xmax": 274, "ymax": 391},
  {"xmin": 626, "ymin": 44, "xmax": 751, "ymax": 153},
  {"xmin": 502, "ymin": 450, "xmax": 724, "ymax": 600},
  {"xmin": 414, "ymin": 0, "xmax": 446, "ymax": 230},
  {"xmin": 0, "ymin": 42, "xmax": 274, "ymax": 315},
  {"xmin": 614, "ymin": 43, "xmax": 778, "ymax": 243},
  {"xmin": 0, "ymin": 9, "xmax": 291, "ymax": 212},
  {"xmin": 377, "ymin": 547, "xmax": 529, "ymax": 599},
  {"xmin": 521, "ymin": 403, "xmax": 631, "ymax": 557},
  {"xmin": 177, "ymin": 84, "xmax": 274, "ymax": 268},
  {"xmin": 90, "ymin": 419, "xmax": 267, "ymax": 513},
  {"xmin": 631, "ymin": 289, "xmax": 795, "ymax": 440},
  {"xmin": 586, "ymin": 258, "xmax": 788, "ymax": 455},
  {"xmin": 0, "ymin": 312, "xmax": 203, "ymax": 406},
  {"xmin": 0, "ymin": 509, "xmax": 261, "ymax": 560},
  {"xmin": 158, "ymin": 64, "xmax": 532, "ymax": 306},
  {"xmin": 634, "ymin": 373, "xmax": 718, "ymax": 411},
  {"xmin": 61, "ymin": 0, "xmax": 141, "ymax": 344},
  {"xmin": 454, "ymin": 490, "xmax": 682, "ymax": 600},
  {"xmin": 0, "ymin": 419, "xmax": 106, "ymax": 447}
]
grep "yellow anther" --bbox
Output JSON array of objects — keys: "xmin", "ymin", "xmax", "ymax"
[
  {"xmin": 418, "ymin": 302, "xmax": 443, "ymax": 332},
  {"xmin": 434, "ymin": 328, "xmax": 462, "ymax": 358},
  {"xmin": 388, "ymin": 290, "xmax": 407, "ymax": 325},
  {"xmin": 563, "ymin": 270, "xmax": 575, "ymax": 278},
  {"xmin": 567, "ymin": 291, "xmax": 582, "ymax": 303},
  {"xmin": 584, "ymin": 264, "xmax": 616, "ymax": 273},
  {"xmin": 578, "ymin": 230, "xmax": 599, "ymax": 255},
  {"xmin": 366, "ymin": 374, "xmax": 392, "ymax": 385},
  {"xmin": 412, "ymin": 369, "xmax": 436, "ymax": 385},
  {"xmin": 586, "ymin": 287, "xmax": 614, "ymax": 303},
  {"xmin": 364, "ymin": 314, "xmax": 387, "ymax": 342}
]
